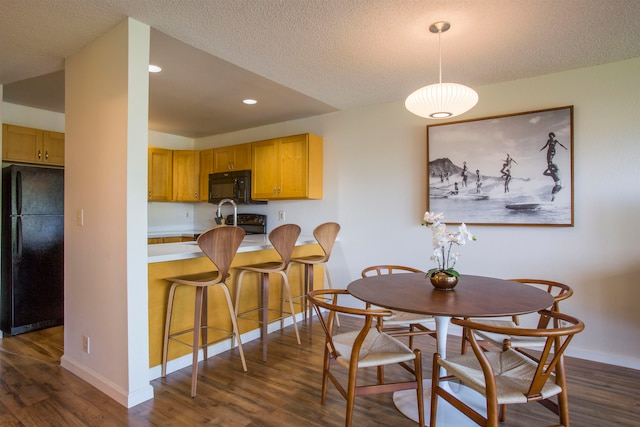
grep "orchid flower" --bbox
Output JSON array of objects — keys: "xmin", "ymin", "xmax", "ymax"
[
  {"xmin": 423, "ymin": 211, "xmax": 444, "ymax": 224},
  {"xmin": 423, "ymin": 211, "xmax": 476, "ymax": 278},
  {"xmin": 458, "ymin": 223, "xmax": 476, "ymax": 242}
]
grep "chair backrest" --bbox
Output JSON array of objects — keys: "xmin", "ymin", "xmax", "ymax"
[
  {"xmin": 509, "ymin": 279, "xmax": 574, "ymax": 327},
  {"xmin": 268, "ymin": 223, "xmax": 301, "ymax": 267},
  {"xmin": 313, "ymin": 222, "xmax": 340, "ymax": 261},
  {"xmin": 452, "ymin": 310, "xmax": 584, "ymax": 399},
  {"xmin": 361, "ymin": 265, "xmax": 423, "ymax": 278},
  {"xmin": 510, "ymin": 278, "xmax": 573, "ymax": 311},
  {"xmin": 197, "ymin": 226, "xmax": 246, "ymax": 280},
  {"xmin": 308, "ymin": 289, "xmax": 392, "ymax": 361}
]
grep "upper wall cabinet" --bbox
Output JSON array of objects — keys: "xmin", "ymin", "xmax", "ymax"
[
  {"xmin": 148, "ymin": 148, "xmax": 204, "ymax": 202},
  {"xmin": 2, "ymin": 124, "xmax": 65, "ymax": 166},
  {"xmin": 252, "ymin": 133, "xmax": 323, "ymax": 200},
  {"xmin": 199, "ymin": 148, "xmax": 214, "ymax": 202},
  {"xmin": 172, "ymin": 150, "xmax": 200, "ymax": 202},
  {"xmin": 148, "ymin": 147, "xmax": 173, "ymax": 201},
  {"xmin": 213, "ymin": 143, "xmax": 251, "ymax": 173}
]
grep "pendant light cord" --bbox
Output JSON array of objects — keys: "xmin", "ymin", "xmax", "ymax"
[{"xmin": 438, "ymin": 28, "xmax": 442, "ymax": 85}]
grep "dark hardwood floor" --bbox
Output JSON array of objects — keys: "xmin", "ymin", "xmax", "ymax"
[{"xmin": 1, "ymin": 318, "xmax": 639, "ymax": 426}]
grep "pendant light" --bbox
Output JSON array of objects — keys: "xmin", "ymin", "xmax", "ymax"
[{"xmin": 405, "ymin": 21, "xmax": 478, "ymax": 119}]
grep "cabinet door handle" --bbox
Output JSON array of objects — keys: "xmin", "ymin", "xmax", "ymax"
[
  {"xmin": 273, "ymin": 187, "xmax": 277, "ymax": 195},
  {"xmin": 38, "ymin": 150, "xmax": 42, "ymax": 159},
  {"xmin": 194, "ymin": 192, "xmax": 198, "ymax": 199},
  {"xmin": 45, "ymin": 151, "xmax": 49, "ymax": 160}
]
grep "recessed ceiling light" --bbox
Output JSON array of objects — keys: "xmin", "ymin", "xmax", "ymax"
[
  {"xmin": 243, "ymin": 99, "xmax": 257, "ymax": 105},
  {"xmin": 148, "ymin": 65, "xmax": 162, "ymax": 73}
]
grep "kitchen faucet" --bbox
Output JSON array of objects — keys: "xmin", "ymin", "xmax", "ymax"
[{"xmin": 216, "ymin": 198, "xmax": 237, "ymax": 227}]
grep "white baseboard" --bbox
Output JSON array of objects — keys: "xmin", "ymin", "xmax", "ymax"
[{"xmin": 61, "ymin": 355, "xmax": 154, "ymax": 408}]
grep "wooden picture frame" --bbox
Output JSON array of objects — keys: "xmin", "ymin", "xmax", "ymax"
[{"xmin": 427, "ymin": 106, "xmax": 574, "ymax": 226}]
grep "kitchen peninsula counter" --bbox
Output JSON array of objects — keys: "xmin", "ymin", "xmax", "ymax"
[
  {"xmin": 148, "ymin": 231, "xmax": 204, "ymax": 239},
  {"xmin": 147, "ymin": 233, "xmax": 322, "ymax": 373},
  {"xmin": 148, "ymin": 234, "xmax": 317, "ymax": 263}
]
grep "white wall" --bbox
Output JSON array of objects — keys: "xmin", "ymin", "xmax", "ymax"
[
  {"xmin": 61, "ymin": 18, "xmax": 153, "ymax": 407},
  {"xmin": 2, "ymin": 102, "xmax": 65, "ymax": 131},
  {"xmin": 194, "ymin": 57, "xmax": 640, "ymax": 370}
]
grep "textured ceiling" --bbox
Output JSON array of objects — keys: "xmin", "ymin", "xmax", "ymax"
[{"xmin": 2, "ymin": 0, "xmax": 640, "ymax": 138}]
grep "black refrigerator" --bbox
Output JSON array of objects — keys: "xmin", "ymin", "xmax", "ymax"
[{"xmin": 1, "ymin": 165, "xmax": 64, "ymax": 335}]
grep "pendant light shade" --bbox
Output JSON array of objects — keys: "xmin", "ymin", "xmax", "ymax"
[
  {"xmin": 405, "ymin": 82, "xmax": 478, "ymax": 119},
  {"xmin": 405, "ymin": 21, "xmax": 478, "ymax": 119}
]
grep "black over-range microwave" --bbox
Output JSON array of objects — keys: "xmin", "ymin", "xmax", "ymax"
[{"xmin": 208, "ymin": 170, "xmax": 266, "ymax": 205}]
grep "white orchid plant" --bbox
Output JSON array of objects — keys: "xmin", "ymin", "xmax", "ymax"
[{"xmin": 423, "ymin": 211, "xmax": 476, "ymax": 278}]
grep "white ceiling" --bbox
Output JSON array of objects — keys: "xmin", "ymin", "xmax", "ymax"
[{"xmin": 2, "ymin": 0, "xmax": 640, "ymax": 138}]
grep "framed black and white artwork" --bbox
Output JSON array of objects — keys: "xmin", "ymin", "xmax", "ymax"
[{"xmin": 427, "ymin": 106, "xmax": 574, "ymax": 226}]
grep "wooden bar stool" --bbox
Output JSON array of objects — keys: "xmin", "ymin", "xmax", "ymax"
[
  {"xmin": 234, "ymin": 224, "xmax": 302, "ymax": 362},
  {"xmin": 162, "ymin": 226, "xmax": 247, "ymax": 397},
  {"xmin": 287, "ymin": 222, "xmax": 340, "ymax": 333}
]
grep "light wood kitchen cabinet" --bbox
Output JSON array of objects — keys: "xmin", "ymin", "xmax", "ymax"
[
  {"xmin": 148, "ymin": 236, "xmax": 194, "ymax": 244},
  {"xmin": 2, "ymin": 124, "xmax": 65, "ymax": 166},
  {"xmin": 148, "ymin": 147, "xmax": 173, "ymax": 201},
  {"xmin": 199, "ymin": 148, "xmax": 214, "ymax": 202},
  {"xmin": 213, "ymin": 143, "xmax": 251, "ymax": 172},
  {"xmin": 172, "ymin": 150, "xmax": 200, "ymax": 202},
  {"xmin": 43, "ymin": 131, "xmax": 65, "ymax": 165},
  {"xmin": 251, "ymin": 133, "xmax": 323, "ymax": 200}
]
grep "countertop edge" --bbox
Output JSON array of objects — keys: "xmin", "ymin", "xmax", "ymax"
[{"xmin": 148, "ymin": 235, "xmax": 317, "ymax": 264}]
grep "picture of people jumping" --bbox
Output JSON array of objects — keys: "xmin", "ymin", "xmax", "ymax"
[
  {"xmin": 500, "ymin": 153, "xmax": 517, "ymax": 193},
  {"xmin": 540, "ymin": 132, "xmax": 567, "ymax": 201},
  {"xmin": 461, "ymin": 161, "xmax": 469, "ymax": 187},
  {"xmin": 426, "ymin": 106, "xmax": 573, "ymax": 225},
  {"xmin": 540, "ymin": 132, "xmax": 567, "ymax": 165},
  {"xmin": 543, "ymin": 162, "xmax": 562, "ymax": 201}
]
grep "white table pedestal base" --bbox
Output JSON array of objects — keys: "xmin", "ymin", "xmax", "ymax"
[
  {"xmin": 392, "ymin": 315, "xmax": 487, "ymax": 425},
  {"xmin": 393, "ymin": 380, "xmax": 486, "ymax": 426}
]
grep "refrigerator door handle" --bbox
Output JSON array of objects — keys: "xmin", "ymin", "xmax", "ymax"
[
  {"xmin": 16, "ymin": 216, "xmax": 23, "ymax": 258},
  {"xmin": 16, "ymin": 170, "xmax": 23, "ymax": 215}
]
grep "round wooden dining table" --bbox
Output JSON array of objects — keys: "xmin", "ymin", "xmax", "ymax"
[{"xmin": 347, "ymin": 273, "xmax": 554, "ymax": 426}]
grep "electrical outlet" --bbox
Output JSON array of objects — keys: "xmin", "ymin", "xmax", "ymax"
[
  {"xmin": 278, "ymin": 210, "xmax": 285, "ymax": 222},
  {"xmin": 83, "ymin": 335, "xmax": 90, "ymax": 353}
]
